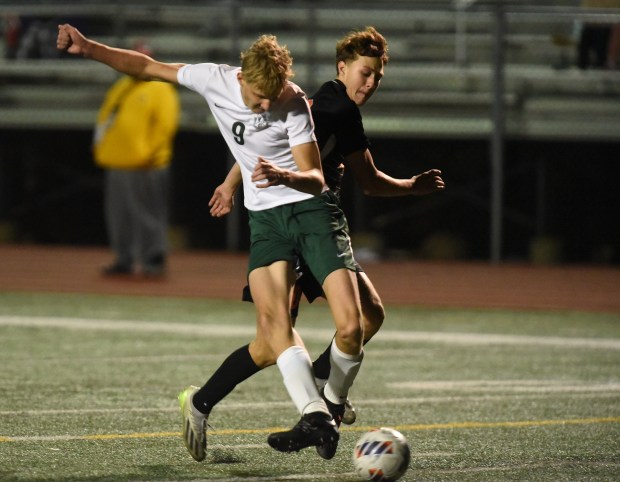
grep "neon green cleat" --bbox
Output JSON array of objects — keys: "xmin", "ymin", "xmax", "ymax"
[{"xmin": 178, "ymin": 385, "xmax": 208, "ymax": 462}]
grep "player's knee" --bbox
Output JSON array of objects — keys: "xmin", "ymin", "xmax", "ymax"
[
  {"xmin": 255, "ymin": 310, "xmax": 288, "ymax": 336},
  {"xmin": 369, "ymin": 301, "xmax": 385, "ymax": 327},
  {"xmin": 336, "ymin": 320, "xmax": 364, "ymax": 352},
  {"xmin": 362, "ymin": 298, "xmax": 385, "ymax": 340}
]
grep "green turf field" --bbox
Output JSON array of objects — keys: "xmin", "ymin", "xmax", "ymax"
[{"xmin": 1, "ymin": 292, "xmax": 619, "ymax": 481}]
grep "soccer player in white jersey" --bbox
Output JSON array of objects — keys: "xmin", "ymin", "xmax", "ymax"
[
  {"xmin": 209, "ymin": 27, "xmax": 445, "ymax": 428},
  {"xmin": 57, "ymin": 24, "xmax": 364, "ymax": 462}
]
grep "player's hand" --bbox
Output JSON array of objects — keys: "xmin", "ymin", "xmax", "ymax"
[
  {"xmin": 411, "ymin": 169, "xmax": 445, "ymax": 195},
  {"xmin": 252, "ymin": 157, "xmax": 284, "ymax": 188},
  {"xmin": 57, "ymin": 24, "xmax": 87, "ymax": 55},
  {"xmin": 209, "ymin": 184, "xmax": 235, "ymax": 217}
]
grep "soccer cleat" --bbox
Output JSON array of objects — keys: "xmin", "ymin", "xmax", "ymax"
[
  {"xmin": 316, "ymin": 389, "xmax": 346, "ymax": 459},
  {"xmin": 319, "ymin": 388, "xmax": 346, "ymax": 427},
  {"xmin": 178, "ymin": 385, "xmax": 208, "ymax": 462},
  {"xmin": 342, "ymin": 398, "xmax": 357, "ymax": 425},
  {"xmin": 267, "ymin": 411, "xmax": 339, "ymax": 459}
]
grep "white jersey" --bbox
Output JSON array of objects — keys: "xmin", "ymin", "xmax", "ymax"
[{"xmin": 177, "ymin": 63, "xmax": 317, "ymax": 211}]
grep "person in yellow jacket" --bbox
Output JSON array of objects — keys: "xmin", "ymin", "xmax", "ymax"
[{"xmin": 94, "ymin": 41, "xmax": 180, "ymax": 276}]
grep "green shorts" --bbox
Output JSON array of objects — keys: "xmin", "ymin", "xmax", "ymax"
[{"xmin": 248, "ymin": 191, "xmax": 356, "ymax": 285}]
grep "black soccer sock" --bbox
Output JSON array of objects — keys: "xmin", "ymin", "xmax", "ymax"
[
  {"xmin": 192, "ymin": 344, "xmax": 260, "ymax": 414},
  {"xmin": 313, "ymin": 334, "xmax": 370, "ymax": 380},
  {"xmin": 312, "ymin": 342, "xmax": 333, "ymax": 380}
]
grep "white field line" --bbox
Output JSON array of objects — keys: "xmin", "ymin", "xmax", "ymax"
[
  {"xmin": 1, "ymin": 315, "xmax": 619, "ymax": 349},
  {"xmin": 388, "ymin": 380, "xmax": 620, "ymax": 392},
  {"xmin": 0, "ymin": 315, "xmax": 256, "ymax": 337},
  {"xmin": 1, "ymin": 390, "xmax": 618, "ymax": 417},
  {"xmin": 427, "ymin": 460, "xmax": 620, "ymax": 476},
  {"xmin": 0, "ymin": 354, "xmax": 232, "ymax": 363}
]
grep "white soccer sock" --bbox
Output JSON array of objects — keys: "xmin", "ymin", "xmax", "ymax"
[
  {"xmin": 324, "ymin": 340, "xmax": 364, "ymax": 405},
  {"xmin": 314, "ymin": 377, "xmax": 328, "ymax": 390},
  {"xmin": 277, "ymin": 345, "xmax": 329, "ymax": 416}
]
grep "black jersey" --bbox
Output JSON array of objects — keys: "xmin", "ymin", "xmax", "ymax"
[{"xmin": 310, "ymin": 79, "xmax": 370, "ymax": 201}]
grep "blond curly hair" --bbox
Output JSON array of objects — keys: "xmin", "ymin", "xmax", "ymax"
[{"xmin": 240, "ymin": 35, "xmax": 294, "ymax": 98}]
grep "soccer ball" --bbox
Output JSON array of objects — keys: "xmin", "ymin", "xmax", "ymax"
[{"xmin": 353, "ymin": 427, "xmax": 411, "ymax": 481}]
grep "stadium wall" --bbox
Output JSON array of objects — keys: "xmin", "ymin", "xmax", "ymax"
[{"xmin": 1, "ymin": 128, "xmax": 618, "ymax": 265}]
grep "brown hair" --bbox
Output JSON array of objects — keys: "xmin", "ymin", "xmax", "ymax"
[
  {"xmin": 335, "ymin": 26, "xmax": 389, "ymax": 73},
  {"xmin": 240, "ymin": 34, "xmax": 294, "ymax": 98}
]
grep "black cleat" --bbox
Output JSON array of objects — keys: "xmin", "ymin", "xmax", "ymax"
[
  {"xmin": 316, "ymin": 389, "xmax": 346, "ymax": 459},
  {"xmin": 267, "ymin": 411, "xmax": 339, "ymax": 459},
  {"xmin": 319, "ymin": 388, "xmax": 346, "ymax": 428}
]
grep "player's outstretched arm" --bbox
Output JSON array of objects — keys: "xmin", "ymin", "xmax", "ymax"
[
  {"xmin": 56, "ymin": 23, "xmax": 183, "ymax": 83},
  {"xmin": 347, "ymin": 148, "xmax": 444, "ymax": 197}
]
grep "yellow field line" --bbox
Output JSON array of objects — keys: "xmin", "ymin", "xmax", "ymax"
[{"xmin": 1, "ymin": 416, "xmax": 618, "ymax": 443}]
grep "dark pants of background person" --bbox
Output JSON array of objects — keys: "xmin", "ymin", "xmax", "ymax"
[{"xmin": 104, "ymin": 167, "xmax": 169, "ymax": 274}]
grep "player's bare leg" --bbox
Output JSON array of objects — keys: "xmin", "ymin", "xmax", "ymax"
[
  {"xmin": 357, "ymin": 271, "xmax": 385, "ymax": 341},
  {"xmin": 313, "ymin": 268, "xmax": 363, "ymax": 458},
  {"xmin": 311, "ymin": 270, "xmax": 382, "ymax": 424},
  {"xmin": 250, "ymin": 262, "xmax": 338, "ymax": 458}
]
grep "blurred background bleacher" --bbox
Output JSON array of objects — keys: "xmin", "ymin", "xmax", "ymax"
[{"xmin": 1, "ymin": 0, "xmax": 619, "ymax": 265}]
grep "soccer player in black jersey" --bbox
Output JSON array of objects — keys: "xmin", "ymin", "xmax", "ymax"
[{"xmin": 208, "ymin": 26, "xmax": 444, "ymax": 436}]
